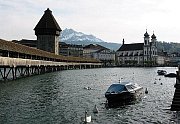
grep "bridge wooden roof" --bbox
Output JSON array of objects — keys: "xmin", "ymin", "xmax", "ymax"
[{"xmin": 0, "ymin": 39, "xmax": 100, "ymax": 63}]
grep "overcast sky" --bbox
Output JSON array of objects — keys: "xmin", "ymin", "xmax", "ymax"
[{"xmin": 0, "ymin": 0, "xmax": 180, "ymax": 44}]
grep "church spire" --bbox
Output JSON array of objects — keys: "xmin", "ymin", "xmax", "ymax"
[
  {"xmin": 151, "ymin": 31, "xmax": 156, "ymax": 39},
  {"xmin": 144, "ymin": 29, "xmax": 149, "ymax": 38},
  {"xmin": 144, "ymin": 29, "xmax": 150, "ymax": 46},
  {"xmin": 122, "ymin": 38, "xmax": 125, "ymax": 45}
]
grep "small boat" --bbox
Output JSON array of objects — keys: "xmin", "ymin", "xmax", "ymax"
[
  {"xmin": 157, "ymin": 70, "xmax": 167, "ymax": 75},
  {"xmin": 164, "ymin": 73, "xmax": 177, "ymax": 78},
  {"xmin": 105, "ymin": 82, "xmax": 143, "ymax": 106}
]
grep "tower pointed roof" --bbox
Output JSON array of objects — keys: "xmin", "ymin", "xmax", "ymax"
[
  {"xmin": 144, "ymin": 29, "xmax": 149, "ymax": 38},
  {"xmin": 34, "ymin": 8, "xmax": 62, "ymax": 36},
  {"xmin": 122, "ymin": 38, "xmax": 125, "ymax": 44},
  {"xmin": 151, "ymin": 32, "xmax": 156, "ymax": 39}
]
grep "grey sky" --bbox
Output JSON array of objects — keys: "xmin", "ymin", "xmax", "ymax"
[{"xmin": 0, "ymin": 0, "xmax": 180, "ymax": 43}]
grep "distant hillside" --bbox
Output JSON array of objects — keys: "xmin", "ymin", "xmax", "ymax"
[
  {"xmin": 60, "ymin": 28, "xmax": 121, "ymax": 50},
  {"xmin": 157, "ymin": 41, "xmax": 180, "ymax": 53}
]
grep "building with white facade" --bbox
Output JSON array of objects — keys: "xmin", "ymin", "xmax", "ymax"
[
  {"xmin": 116, "ymin": 31, "xmax": 158, "ymax": 66},
  {"xmin": 93, "ymin": 49, "xmax": 115, "ymax": 66},
  {"xmin": 83, "ymin": 44, "xmax": 115, "ymax": 66},
  {"xmin": 59, "ymin": 42, "xmax": 83, "ymax": 57}
]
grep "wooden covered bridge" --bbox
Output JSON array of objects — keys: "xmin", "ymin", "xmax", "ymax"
[{"xmin": 0, "ymin": 39, "xmax": 102, "ymax": 81}]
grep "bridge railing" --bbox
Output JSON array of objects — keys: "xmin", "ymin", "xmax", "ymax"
[{"xmin": 0, "ymin": 57, "xmax": 102, "ymax": 67}]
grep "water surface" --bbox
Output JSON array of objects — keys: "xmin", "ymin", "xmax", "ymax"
[{"xmin": 0, "ymin": 67, "xmax": 179, "ymax": 124}]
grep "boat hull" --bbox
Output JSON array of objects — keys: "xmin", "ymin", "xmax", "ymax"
[
  {"xmin": 105, "ymin": 88, "xmax": 143, "ymax": 107},
  {"xmin": 164, "ymin": 73, "xmax": 177, "ymax": 77}
]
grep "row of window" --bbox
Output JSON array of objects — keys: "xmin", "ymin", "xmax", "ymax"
[{"xmin": 144, "ymin": 50, "xmax": 157, "ymax": 55}]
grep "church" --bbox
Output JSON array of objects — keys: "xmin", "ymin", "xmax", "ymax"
[{"xmin": 116, "ymin": 31, "xmax": 158, "ymax": 66}]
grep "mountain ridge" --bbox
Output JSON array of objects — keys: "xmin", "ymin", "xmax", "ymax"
[
  {"xmin": 61, "ymin": 28, "xmax": 105, "ymax": 43},
  {"xmin": 60, "ymin": 28, "xmax": 121, "ymax": 50}
]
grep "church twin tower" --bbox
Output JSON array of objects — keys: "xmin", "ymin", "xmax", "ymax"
[{"xmin": 143, "ymin": 30, "xmax": 157, "ymax": 62}]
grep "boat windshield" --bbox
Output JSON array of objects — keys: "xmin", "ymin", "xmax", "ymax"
[{"xmin": 106, "ymin": 84, "xmax": 127, "ymax": 93}]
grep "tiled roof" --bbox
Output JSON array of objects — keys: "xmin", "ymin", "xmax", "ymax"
[
  {"xmin": 0, "ymin": 39, "xmax": 100, "ymax": 63},
  {"xmin": 34, "ymin": 8, "xmax": 62, "ymax": 35},
  {"xmin": 117, "ymin": 43, "xmax": 144, "ymax": 51},
  {"xmin": 0, "ymin": 39, "xmax": 65, "ymax": 59},
  {"xmin": 83, "ymin": 44, "xmax": 106, "ymax": 50},
  {"xmin": 12, "ymin": 39, "xmax": 37, "ymax": 47}
]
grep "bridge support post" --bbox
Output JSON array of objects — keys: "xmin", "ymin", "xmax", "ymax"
[
  {"xmin": 20, "ymin": 67, "xmax": 24, "ymax": 77},
  {"xmin": 15, "ymin": 67, "xmax": 17, "ymax": 79},
  {"xmin": 3, "ymin": 67, "xmax": 7, "ymax": 80},
  {"xmin": 11, "ymin": 67, "xmax": 15, "ymax": 80},
  {"xmin": 27, "ymin": 66, "xmax": 30, "ymax": 76}
]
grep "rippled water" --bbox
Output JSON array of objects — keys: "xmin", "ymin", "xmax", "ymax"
[{"xmin": 0, "ymin": 67, "xmax": 179, "ymax": 124}]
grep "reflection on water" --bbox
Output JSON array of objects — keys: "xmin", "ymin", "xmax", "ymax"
[{"xmin": 0, "ymin": 67, "xmax": 179, "ymax": 123}]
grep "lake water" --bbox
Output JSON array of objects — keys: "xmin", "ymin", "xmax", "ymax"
[{"xmin": 0, "ymin": 67, "xmax": 179, "ymax": 124}]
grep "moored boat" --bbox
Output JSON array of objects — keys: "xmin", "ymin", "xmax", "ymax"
[
  {"xmin": 164, "ymin": 73, "xmax": 177, "ymax": 78},
  {"xmin": 105, "ymin": 82, "xmax": 143, "ymax": 107},
  {"xmin": 157, "ymin": 70, "xmax": 167, "ymax": 75}
]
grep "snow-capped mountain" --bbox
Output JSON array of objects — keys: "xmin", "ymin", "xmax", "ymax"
[
  {"xmin": 60, "ymin": 28, "xmax": 121, "ymax": 50},
  {"xmin": 61, "ymin": 28, "xmax": 105, "ymax": 42}
]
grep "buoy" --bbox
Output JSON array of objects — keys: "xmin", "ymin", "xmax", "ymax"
[
  {"xmin": 93, "ymin": 105, "xmax": 99, "ymax": 114},
  {"xmin": 145, "ymin": 88, "xmax": 148, "ymax": 94}
]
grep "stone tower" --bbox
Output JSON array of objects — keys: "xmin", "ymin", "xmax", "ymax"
[
  {"xmin": 151, "ymin": 32, "xmax": 157, "ymax": 64},
  {"xmin": 34, "ymin": 8, "xmax": 62, "ymax": 55},
  {"xmin": 143, "ymin": 30, "xmax": 150, "ymax": 62},
  {"xmin": 144, "ymin": 30, "xmax": 150, "ymax": 46},
  {"xmin": 151, "ymin": 32, "xmax": 157, "ymax": 47}
]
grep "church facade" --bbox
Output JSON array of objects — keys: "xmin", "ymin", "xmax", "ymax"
[{"xmin": 116, "ymin": 31, "xmax": 158, "ymax": 66}]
